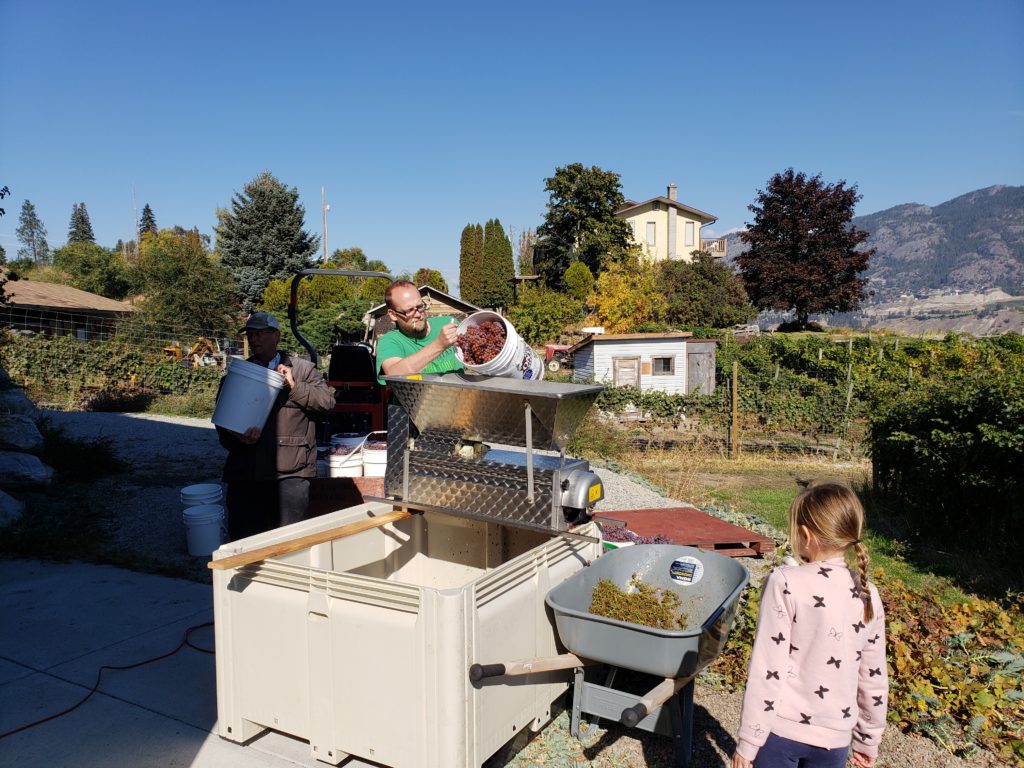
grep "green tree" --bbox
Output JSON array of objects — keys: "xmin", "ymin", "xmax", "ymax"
[
  {"xmin": 139, "ymin": 204, "xmax": 157, "ymax": 236},
  {"xmin": 535, "ymin": 163, "xmax": 634, "ymax": 289},
  {"xmin": 660, "ymin": 251, "xmax": 756, "ymax": 328},
  {"xmin": 52, "ymin": 242, "xmax": 131, "ymax": 299},
  {"xmin": 132, "ymin": 228, "xmax": 238, "ymax": 336},
  {"xmin": 563, "ymin": 261, "xmax": 594, "ymax": 302},
  {"xmin": 331, "ymin": 247, "xmax": 369, "ymax": 270},
  {"xmin": 458, "ymin": 223, "xmax": 482, "ymax": 305},
  {"xmin": 67, "ymin": 202, "xmax": 96, "ymax": 244},
  {"xmin": 516, "ymin": 228, "xmax": 536, "ymax": 277},
  {"xmin": 215, "ymin": 171, "xmax": 320, "ymax": 312},
  {"xmin": 480, "ymin": 218, "xmax": 514, "ymax": 307},
  {"xmin": 413, "ymin": 268, "xmax": 448, "ymax": 293},
  {"xmin": 0, "ymin": 243, "xmax": 6, "ymax": 264},
  {"xmin": 506, "ymin": 286, "xmax": 585, "ymax": 346},
  {"xmin": 16, "ymin": 199, "xmax": 50, "ymax": 263},
  {"xmin": 737, "ymin": 168, "xmax": 873, "ymax": 326}
]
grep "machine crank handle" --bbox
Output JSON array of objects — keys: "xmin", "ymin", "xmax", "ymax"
[
  {"xmin": 469, "ymin": 653, "xmax": 590, "ymax": 682},
  {"xmin": 621, "ymin": 676, "xmax": 689, "ymax": 727}
]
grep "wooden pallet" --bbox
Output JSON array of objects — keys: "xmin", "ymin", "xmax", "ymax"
[{"xmin": 599, "ymin": 506, "xmax": 775, "ymax": 557}]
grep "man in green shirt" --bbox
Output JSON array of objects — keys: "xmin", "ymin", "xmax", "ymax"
[{"xmin": 376, "ymin": 280, "xmax": 464, "ymax": 383}]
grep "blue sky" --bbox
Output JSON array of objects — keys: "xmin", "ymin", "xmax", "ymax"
[{"xmin": 2, "ymin": 0, "xmax": 1021, "ymax": 293}]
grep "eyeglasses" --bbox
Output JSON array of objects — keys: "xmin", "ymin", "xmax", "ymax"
[{"xmin": 390, "ymin": 301, "xmax": 429, "ymax": 319}]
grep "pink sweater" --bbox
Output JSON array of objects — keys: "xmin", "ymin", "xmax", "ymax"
[{"xmin": 736, "ymin": 557, "xmax": 888, "ymax": 761}]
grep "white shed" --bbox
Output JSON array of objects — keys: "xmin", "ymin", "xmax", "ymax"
[{"xmin": 569, "ymin": 332, "xmax": 717, "ymax": 394}]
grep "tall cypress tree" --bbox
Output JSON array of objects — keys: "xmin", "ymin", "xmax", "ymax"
[
  {"xmin": 139, "ymin": 204, "xmax": 157, "ymax": 235},
  {"xmin": 68, "ymin": 203, "xmax": 96, "ymax": 244},
  {"xmin": 480, "ymin": 218, "xmax": 514, "ymax": 308},
  {"xmin": 215, "ymin": 170, "xmax": 320, "ymax": 312},
  {"xmin": 458, "ymin": 223, "xmax": 480, "ymax": 304},
  {"xmin": 473, "ymin": 223, "xmax": 483, "ymax": 302},
  {"xmin": 17, "ymin": 200, "xmax": 50, "ymax": 263}
]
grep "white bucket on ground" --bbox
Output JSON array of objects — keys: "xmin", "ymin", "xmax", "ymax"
[
  {"xmin": 180, "ymin": 483, "xmax": 223, "ymax": 507},
  {"xmin": 212, "ymin": 358, "xmax": 286, "ymax": 434},
  {"xmin": 183, "ymin": 504, "xmax": 225, "ymax": 557},
  {"xmin": 455, "ymin": 311, "xmax": 544, "ymax": 381},
  {"xmin": 362, "ymin": 432, "xmax": 387, "ymax": 477}
]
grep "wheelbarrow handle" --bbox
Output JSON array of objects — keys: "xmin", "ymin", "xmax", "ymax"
[
  {"xmin": 469, "ymin": 653, "xmax": 590, "ymax": 682},
  {"xmin": 621, "ymin": 676, "xmax": 690, "ymax": 727}
]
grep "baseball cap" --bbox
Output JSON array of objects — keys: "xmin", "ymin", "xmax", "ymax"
[{"xmin": 239, "ymin": 312, "xmax": 281, "ymax": 333}]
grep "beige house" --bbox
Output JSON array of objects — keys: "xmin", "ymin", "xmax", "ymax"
[{"xmin": 615, "ymin": 183, "xmax": 727, "ymax": 262}]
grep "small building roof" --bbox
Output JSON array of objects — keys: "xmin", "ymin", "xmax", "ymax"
[
  {"xmin": 568, "ymin": 331, "xmax": 694, "ymax": 354},
  {"xmin": 365, "ymin": 285, "xmax": 480, "ymax": 318},
  {"xmin": 3, "ymin": 280, "xmax": 137, "ymax": 313},
  {"xmin": 616, "ymin": 197, "xmax": 717, "ymax": 225}
]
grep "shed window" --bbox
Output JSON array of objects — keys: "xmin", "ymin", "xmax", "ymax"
[{"xmin": 652, "ymin": 356, "xmax": 675, "ymax": 375}]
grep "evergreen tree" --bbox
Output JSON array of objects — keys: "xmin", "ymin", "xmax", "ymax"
[
  {"xmin": 215, "ymin": 171, "xmax": 320, "ymax": 312},
  {"xmin": 139, "ymin": 204, "xmax": 157, "ymax": 236},
  {"xmin": 535, "ymin": 163, "xmax": 634, "ymax": 289},
  {"xmin": 16, "ymin": 200, "xmax": 50, "ymax": 263},
  {"xmin": 480, "ymin": 218, "xmax": 514, "ymax": 308},
  {"xmin": 0, "ymin": 243, "xmax": 6, "ymax": 264},
  {"xmin": 458, "ymin": 223, "xmax": 481, "ymax": 304},
  {"xmin": 68, "ymin": 202, "xmax": 96, "ymax": 244},
  {"xmin": 737, "ymin": 169, "xmax": 873, "ymax": 326}
]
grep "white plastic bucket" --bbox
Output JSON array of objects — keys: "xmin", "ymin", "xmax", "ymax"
[
  {"xmin": 212, "ymin": 358, "xmax": 286, "ymax": 434},
  {"xmin": 455, "ymin": 311, "xmax": 544, "ymax": 381},
  {"xmin": 182, "ymin": 504, "xmax": 225, "ymax": 557},
  {"xmin": 328, "ymin": 449, "xmax": 363, "ymax": 477},
  {"xmin": 362, "ymin": 433, "xmax": 387, "ymax": 477},
  {"xmin": 180, "ymin": 483, "xmax": 223, "ymax": 507}
]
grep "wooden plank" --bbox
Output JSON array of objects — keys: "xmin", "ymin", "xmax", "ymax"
[
  {"xmin": 208, "ymin": 509, "xmax": 412, "ymax": 571},
  {"xmin": 601, "ymin": 507, "xmax": 775, "ymax": 557}
]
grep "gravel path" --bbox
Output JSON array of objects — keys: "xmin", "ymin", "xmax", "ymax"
[{"xmin": 40, "ymin": 411, "xmax": 1008, "ymax": 768}]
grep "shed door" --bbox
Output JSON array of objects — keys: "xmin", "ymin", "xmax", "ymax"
[
  {"xmin": 686, "ymin": 352, "xmax": 713, "ymax": 394},
  {"xmin": 612, "ymin": 356, "xmax": 640, "ymax": 387}
]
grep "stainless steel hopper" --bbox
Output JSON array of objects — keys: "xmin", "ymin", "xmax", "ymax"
[{"xmin": 380, "ymin": 373, "xmax": 606, "ymax": 538}]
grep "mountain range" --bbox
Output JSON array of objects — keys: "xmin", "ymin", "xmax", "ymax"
[{"xmin": 725, "ymin": 184, "xmax": 1024, "ymax": 304}]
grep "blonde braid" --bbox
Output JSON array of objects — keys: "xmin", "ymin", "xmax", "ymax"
[{"xmin": 853, "ymin": 541, "xmax": 874, "ymax": 623}]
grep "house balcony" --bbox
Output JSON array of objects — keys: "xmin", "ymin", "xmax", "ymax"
[{"xmin": 702, "ymin": 238, "xmax": 728, "ymax": 257}]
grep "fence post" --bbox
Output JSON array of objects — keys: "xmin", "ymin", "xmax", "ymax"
[{"xmin": 731, "ymin": 360, "xmax": 739, "ymax": 459}]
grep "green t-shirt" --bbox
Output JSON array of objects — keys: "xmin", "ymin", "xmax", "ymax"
[{"xmin": 376, "ymin": 316, "xmax": 464, "ymax": 383}]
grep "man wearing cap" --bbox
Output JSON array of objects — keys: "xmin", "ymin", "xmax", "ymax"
[
  {"xmin": 375, "ymin": 280, "xmax": 463, "ymax": 383},
  {"xmin": 216, "ymin": 312, "xmax": 334, "ymax": 540}
]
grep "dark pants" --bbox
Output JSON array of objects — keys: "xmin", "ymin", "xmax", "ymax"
[
  {"xmin": 226, "ymin": 477, "xmax": 310, "ymax": 541},
  {"xmin": 753, "ymin": 733, "xmax": 849, "ymax": 768}
]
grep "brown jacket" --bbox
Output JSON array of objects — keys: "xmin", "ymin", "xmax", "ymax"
[{"xmin": 218, "ymin": 352, "xmax": 334, "ymax": 482}]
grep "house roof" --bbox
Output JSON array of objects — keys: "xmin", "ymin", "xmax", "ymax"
[
  {"xmin": 616, "ymin": 197, "xmax": 717, "ymax": 225},
  {"xmin": 568, "ymin": 331, "xmax": 694, "ymax": 354},
  {"xmin": 366, "ymin": 285, "xmax": 480, "ymax": 317},
  {"xmin": 3, "ymin": 279, "xmax": 137, "ymax": 313}
]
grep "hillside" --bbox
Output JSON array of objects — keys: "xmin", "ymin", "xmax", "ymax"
[{"xmin": 725, "ymin": 184, "xmax": 1024, "ymax": 303}]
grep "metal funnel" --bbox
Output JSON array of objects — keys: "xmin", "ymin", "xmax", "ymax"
[{"xmin": 385, "ymin": 373, "xmax": 603, "ymax": 451}]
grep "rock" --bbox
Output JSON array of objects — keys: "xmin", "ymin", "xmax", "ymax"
[
  {"xmin": 0, "ymin": 451, "xmax": 55, "ymax": 488},
  {"xmin": 0, "ymin": 389, "xmax": 39, "ymax": 418},
  {"xmin": 0, "ymin": 414, "xmax": 45, "ymax": 453},
  {"xmin": 0, "ymin": 489, "xmax": 24, "ymax": 527}
]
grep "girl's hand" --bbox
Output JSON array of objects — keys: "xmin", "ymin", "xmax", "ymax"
[
  {"xmin": 850, "ymin": 750, "xmax": 875, "ymax": 767},
  {"xmin": 730, "ymin": 751, "xmax": 753, "ymax": 768}
]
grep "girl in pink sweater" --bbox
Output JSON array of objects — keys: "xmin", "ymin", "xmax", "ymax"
[{"xmin": 731, "ymin": 484, "xmax": 888, "ymax": 768}]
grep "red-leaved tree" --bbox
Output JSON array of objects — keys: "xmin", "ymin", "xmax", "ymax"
[{"xmin": 736, "ymin": 169, "xmax": 873, "ymax": 326}]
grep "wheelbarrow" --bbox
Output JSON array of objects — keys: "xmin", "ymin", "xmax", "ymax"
[{"xmin": 469, "ymin": 544, "xmax": 749, "ymax": 767}]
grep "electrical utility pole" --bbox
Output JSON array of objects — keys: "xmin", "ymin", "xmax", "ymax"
[{"xmin": 322, "ymin": 187, "xmax": 329, "ymax": 262}]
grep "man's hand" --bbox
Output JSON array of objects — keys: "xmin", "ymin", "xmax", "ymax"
[
  {"xmin": 276, "ymin": 363, "xmax": 295, "ymax": 388},
  {"xmin": 238, "ymin": 426, "xmax": 262, "ymax": 445},
  {"xmin": 730, "ymin": 751, "xmax": 752, "ymax": 768},
  {"xmin": 436, "ymin": 320, "xmax": 458, "ymax": 350},
  {"xmin": 850, "ymin": 750, "xmax": 875, "ymax": 767}
]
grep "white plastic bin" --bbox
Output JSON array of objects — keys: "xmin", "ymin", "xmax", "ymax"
[{"xmin": 211, "ymin": 504, "xmax": 599, "ymax": 767}]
